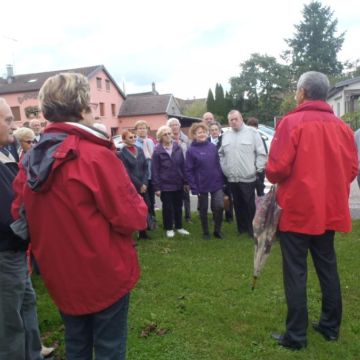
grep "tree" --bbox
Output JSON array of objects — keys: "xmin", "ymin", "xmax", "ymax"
[
  {"xmin": 229, "ymin": 53, "xmax": 290, "ymax": 123},
  {"xmin": 284, "ymin": 1, "xmax": 345, "ymax": 78},
  {"xmin": 183, "ymin": 99, "xmax": 206, "ymax": 118},
  {"xmin": 214, "ymin": 83, "xmax": 226, "ymax": 117},
  {"xmin": 206, "ymin": 89, "xmax": 216, "ymax": 114},
  {"xmin": 279, "ymin": 93, "xmax": 297, "ymax": 116}
]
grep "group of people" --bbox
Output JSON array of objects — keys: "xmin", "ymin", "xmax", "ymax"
[
  {"xmin": 117, "ymin": 110, "xmax": 267, "ymax": 241},
  {"xmin": 0, "ymin": 70, "xmax": 359, "ymax": 359}
]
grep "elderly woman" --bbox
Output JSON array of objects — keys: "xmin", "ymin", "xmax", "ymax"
[
  {"xmin": 151, "ymin": 125, "xmax": 190, "ymax": 238},
  {"xmin": 13, "ymin": 127, "xmax": 35, "ymax": 158},
  {"xmin": 166, "ymin": 117, "xmax": 191, "ymax": 223},
  {"xmin": 118, "ymin": 129, "xmax": 150, "ymax": 239},
  {"xmin": 12, "ymin": 72, "xmax": 147, "ymax": 360},
  {"xmin": 186, "ymin": 123, "xmax": 224, "ymax": 240},
  {"xmin": 134, "ymin": 120, "xmax": 156, "ymax": 219}
]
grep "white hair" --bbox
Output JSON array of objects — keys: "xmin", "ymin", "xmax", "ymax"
[{"xmin": 166, "ymin": 117, "xmax": 181, "ymax": 127}]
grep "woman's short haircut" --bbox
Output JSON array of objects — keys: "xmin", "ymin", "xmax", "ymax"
[
  {"xmin": 208, "ymin": 121, "xmax": 221, "ymax": 130},
  {"xmin": 156, "ymin": 125, "xmax": 172, "ymax": 141},
  {"xmin": 38, "ymin": 72, "xmax": 91, "ymax": 123},
  {"xmin": 166, "ymin": 117, "xmax": 181, "ymax": 127},
  {"xmin": 297, "ymin": 71, "xmax": 330, "ymax": 101},
  {"xmin": 121, "ymin": 130, "xmax": 134, "ymax": 140},
  {"xmin": 189, "ymin": 122, "xmax": 208, "ymax": 139},
  {"xmin": 134, "ymin": 120, "xmax": 149, "ymax": 130},
  {"xmin": 13, "ymin": 127, "xmax": 35, "ymax": 141}
]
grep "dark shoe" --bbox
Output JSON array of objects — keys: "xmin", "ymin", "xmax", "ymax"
[
  {"xmin": 203, "ymin": 233, "xmax": 210, "ymax": 240},
  {"xmin": 138, "ymin": 232, "xmax": 151, "ymax": 240},
  {"xmin": 213, "ymin": 231, "xmax": 223, "ymax": 239},
  {"xmin": 271, "ymin": 333, "xmax": 305, "ymax": 350},
  {"xmin": 225, "ymin": 217, "xmax": 233, "ymax": 223},
  {"xmin": 312, "ymin": 322, "xmax": 338, "ymax": 341}
]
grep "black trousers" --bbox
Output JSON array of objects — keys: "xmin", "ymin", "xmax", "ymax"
[
  {"xmin": 198, "ymin": 189, "xmax": 224, "ymax": 235},
  {"xmin": 160, "ymin": 190, "xmax": 183, "ymax": 230},
  {"xmin": 147, "ymin": 180, "xmax": 155, "ymax": 216},
  {"xmin": 183, "ymin": 190, "xmax": 191, "ymax": 221},
  {"xmin": 279, "ymin": 230, "xmax": 342, "ymax": 345},
  {"xmin": 229, "ymin": 181, "xmax": 256, "ymax": 236}
]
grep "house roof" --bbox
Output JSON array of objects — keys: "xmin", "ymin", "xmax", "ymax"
[
  {"xmin": 119, "ymin": 94, "xmax": 173, "ymax": 116},
  {"xmin": 328, "ymin": 76, "xmax": 360, "ymax": 99},
  {"xmin": 175, "ymin": 97, "xmax": 206, "ymax": 113},
  {"xmin": 0, "ymin": 65, "xmax": 125, "ymax": 98}
]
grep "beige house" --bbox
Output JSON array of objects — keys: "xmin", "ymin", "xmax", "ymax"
[{"xmin": 327, "ymin": 76, "xmax": 360, "ymax": 117}]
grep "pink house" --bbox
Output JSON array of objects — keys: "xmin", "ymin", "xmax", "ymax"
[
  {"xmin": 118, "ymin": 89, "xmax": 201, "ymax": 136},
  {"xmin": 0, "ymin": 65, "xmax": 125, "ymax": 135}
]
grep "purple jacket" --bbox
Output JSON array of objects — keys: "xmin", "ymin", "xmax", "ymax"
[
  {"xmin": 185, "ymin": 140, "xmax": 224, "ymax": 194},
  {"xmin": 151, "ymin": 142, "xmax": 185, "ymax": 192}
]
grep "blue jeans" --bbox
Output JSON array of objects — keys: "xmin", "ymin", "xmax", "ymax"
[
  {"xmin": 0, "ymin": 251, "xmax": 43, "ymax": 360},
  {"xmin": 60, "ymin": 293, "xmax": 130, "ymax": 360}
]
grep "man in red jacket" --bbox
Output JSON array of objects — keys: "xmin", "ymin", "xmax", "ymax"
[
  {"xmin": 12, "ymin": 73, "xmax": 147, "ymax": 359},
  {"xmin": 266, "ymin": 71, "xmax": 358, "ymax": 350}
]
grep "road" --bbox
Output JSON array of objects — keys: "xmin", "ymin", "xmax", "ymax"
[{"xmin": 156, "ymin": 179, "xmax": 360, "ymax": 220}]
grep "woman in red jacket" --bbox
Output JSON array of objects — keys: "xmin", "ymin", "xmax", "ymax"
[{"xmin": 12, "ymin": 72, "xmax": 147, "ymax": 360}]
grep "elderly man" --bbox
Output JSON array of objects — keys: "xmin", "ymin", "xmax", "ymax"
[
  {"xmin": 202, "ymin": 112, "xmax": 215, "ymax": 127},
  {"xmin": 29, "ymin": 118, "xmax": 43, "ymax": 142},
  {"xmin": 0, "ymin": 98, "xmax": 43, "ymax": 359},
  {"xmin": 267, "ymin": 71, "xmax": 358, "ymax": 350},
  {"xmin": 219, "ymin": 110, "xmax": 267, "ymax": 237}
]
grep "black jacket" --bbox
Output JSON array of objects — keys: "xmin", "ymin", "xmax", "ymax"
[
  {"xmin": 118, "ymin": 146, "xmax": 149, "ymax": 193},
  {"xmin": 0, "ymin": 154, "xmax": 27, "ymax": 251}
]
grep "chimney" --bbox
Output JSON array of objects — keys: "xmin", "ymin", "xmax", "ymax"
[
  {"xmin": 152, "ymin": 82, "xmax": 156, "ymax": 94},
  {"xmin": 6, "ymin": 64, "xmax": 14, "ymax": 84}
]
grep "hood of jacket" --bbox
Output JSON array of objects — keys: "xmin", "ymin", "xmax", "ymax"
[{"xmin": 23, "ymin": 122, "xmax": 113, "ymax": 193}]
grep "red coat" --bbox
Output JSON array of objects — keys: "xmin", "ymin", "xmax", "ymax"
[
  {"xmin": 12, "ymin": 123, "xmax": 147, "ymax": 315},
  {"xmin": 266, "ymin": 100, "xmax": 358, "ymax": 235}
]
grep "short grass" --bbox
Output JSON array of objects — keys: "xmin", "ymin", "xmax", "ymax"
[{"xmin": 33, "ymin": 214, "xmax": 360, "ymax": 360}]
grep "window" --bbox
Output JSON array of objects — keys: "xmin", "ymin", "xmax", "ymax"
[
  {"xmin": 96, "ymin": 77, "xmax": 102, "ymax": 89},
  {"xmin": 105, "ymin": 79, "xmax": 110, "ymax": 91},
  {"xmin": 111, "ymin": 104, "xmax": 116, "ymax": 117},
  {"xmin": 11, "ymin": 106, "xmax": 21, "ymax": 121},
  {"xmin": 99, "ymin": 102, "xmax": 105, "ymax": 116}
]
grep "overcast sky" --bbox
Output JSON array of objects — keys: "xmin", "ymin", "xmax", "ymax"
[{"xmin": 0, "ymin": 0, "xmax": 358, "ymax": 99}]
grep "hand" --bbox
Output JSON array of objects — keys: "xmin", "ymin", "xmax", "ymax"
[
  {"xmin": 184, "ymin": 185, "xmax": 190, "ymax": 193},
  {"xmin": 140, "ymin": 184, "xmax": 147, "ymax": 193},
  {"xmin": 155, "ymin": 191, "xmax": 161, "ymax": 197}
]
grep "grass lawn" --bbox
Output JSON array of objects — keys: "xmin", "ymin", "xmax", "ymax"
[{"xmin": 33, "ymin": 215, "xmax": 360, "ymax": 359}]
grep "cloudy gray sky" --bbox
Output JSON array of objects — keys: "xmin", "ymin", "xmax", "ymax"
[{"xmin": 1, "ymin": 0, "xmax": 358, "ymax": 99}]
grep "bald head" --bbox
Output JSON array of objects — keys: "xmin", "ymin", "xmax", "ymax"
[
  {"xmin": 0, "ymin": 98, "xmax": 14, "ymax": 145},
  {"xmin": 202, "ymin": 112, "xmax": 214, "ymax": 126}
]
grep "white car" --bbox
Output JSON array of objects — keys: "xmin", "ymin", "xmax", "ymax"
[
  {"xmin": 112, "ymin": 135, "xmax": 124, "ymax": 150},
  {"xmin": 258, "ymin": 124, "xmax": 275, "ymax": 153}
]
